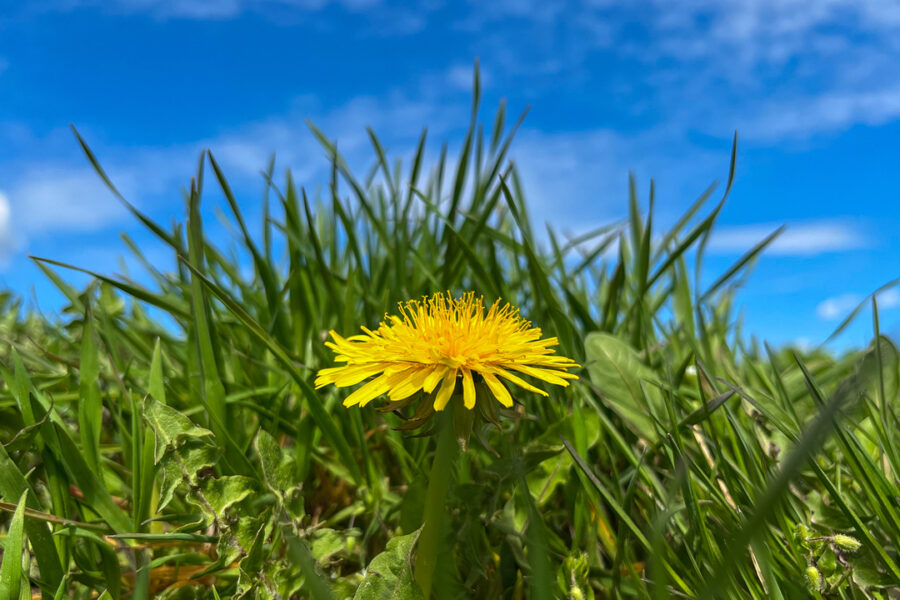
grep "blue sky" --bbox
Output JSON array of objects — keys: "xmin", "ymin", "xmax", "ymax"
[{"xmin": 1, "ymin": 0, "xmax": 899, "ymax": 348}]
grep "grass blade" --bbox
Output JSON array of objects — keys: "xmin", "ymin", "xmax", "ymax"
[{"xmin": 0, "ymin": 491, "xmax": 28, "ymax": 600}]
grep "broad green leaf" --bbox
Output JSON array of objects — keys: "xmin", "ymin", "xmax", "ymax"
[
  {"xmin": 860, "ymin": 335, "xmax": 899, "ymax": 406},
  {"xmin": 310, "ymin": 529, "xmax": 346, "ymax": 567},
  {"xmin": 236, "ymin": 522, "xmax": 269, "ymax": 596},
  {"xmin": 143, "ymin": 396, "xmax": 221, "ymax": 510},
  {"xmin": 196, "ymin": 475, "xmax": 257, "ymax": 516},
  {"xmin": 256, "ymin": 430, "xmax": 296, "ymax": 494},
  {"xmin": 526, "ymin": 450, "xmax": 570, "ymax": 506},
  {"xmin": 354, "ymin": 529, "xmax": 424, "ymax": 600},
  {"xmin": 282, "ymin": 524, "xmax": 336, "ymax": 600},
  {"xmin": 158, "ymin": 441, "xmax": 221, "ymax": 513},
  {"xmin": 143, "ymin": 396, "xmax": 215, "ymax": 464},
  {"xmin": 584, "ymin": 332, "xmax": 663, "ymax": 441}
]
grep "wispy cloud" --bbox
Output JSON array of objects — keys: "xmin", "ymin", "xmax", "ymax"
[
  {"xmin": 708, "ymin": 220, "xmax": 869, "ymax": 256},
  {"xmin": 445, "ymin": 63, "xmax": 489, "ymax": 92},
  {"xmin": 0, "ymin": 191, "xmax": 18, "ymax": 263},
  {"xmin": 0, "ymin": 167, "xmax": 135, "ymax": 262},
  {"xmin": 817, "ymin": 287, "xmax": 900, "ymax": 320},
  {"xmin": 33, "ymin": 0, "xmax": 382, "ymax": 19},
  {"xmin": 817, "ymin": 293, "xmax": 862, "ymax": 320},
  {"xmin": 644, "ymin": 1, "xmax": 900, "ymax": 140},
  {"xmin": 5, "ymin": 0, "xmax": 900, "ymax": 265},
  {"xmin": 0, "ymin": 90, "xmax": 467, "ymax": 265},
  {"xmin": 203, "ymin": 93, "xmax": 463, "ymax": 181},
  {"xmin": 27, "ymin": 0, "xmax": 900, "ymax": 140},
  {"xmin": 2, "ymin": 92, "xmax": 730, "ymax": 265},
  {"xmin": 10, "ymin": 167, "xmax": 131, "ymax": 235},
  {"xmin": 737, "ymin": 84, "xmax": 900, "ymax": 141},
  {"xmin": 879, "ymin": 288, "xmax": 900, "ymax": 309},
  {"xmin": 464, "ymin": 0, "xmax": 900, "ymax": 142},
  {"xmin": 510, "ymin": 126, "xmax": 727, "ymax": 232}
]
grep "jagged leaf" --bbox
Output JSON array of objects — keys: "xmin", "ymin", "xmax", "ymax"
[
  {"xmin": 144, "ymin": 396, "xmax": 215, "ymax": 463},
  {"xmin": 197, "ymin": 475, "xmax": 257, "ymax": 516},
  {"xmin": 354, "ymin": 529, "xmax": 423, "ymax": 600},
  {"xmin": 256, "ymin": 429, "xmax": 296, "ymax": 493},
  {"xmin": 311, "ymin": 528, "xmax": 346, "ymax": 567},
  {"xmin": 144, "ymin": 397, "xmax": 222, "ymax": 511}
]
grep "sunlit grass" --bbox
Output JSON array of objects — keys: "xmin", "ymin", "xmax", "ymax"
[{"xmin": 1, "ymin": 68, "xmax": 899, "ymax": 599}]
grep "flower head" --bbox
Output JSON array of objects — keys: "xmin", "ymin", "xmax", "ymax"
[{"xmin": 315, "ymin": 292, "xmax": 579, "ymax": 411}]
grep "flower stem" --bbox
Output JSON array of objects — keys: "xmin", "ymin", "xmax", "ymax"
[{"xmin": 414, "ymin": 411, "xmax": 458, "ymax": 600}]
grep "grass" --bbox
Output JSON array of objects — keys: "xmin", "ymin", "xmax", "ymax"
[{"xmin": 1, "ymin": 71, "xmax": 900, "ymax": 599}]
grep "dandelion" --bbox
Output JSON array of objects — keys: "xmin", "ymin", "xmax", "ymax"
[{"xmin": 315, "ymin": 292, "xmax": 579, "ymax": 411}]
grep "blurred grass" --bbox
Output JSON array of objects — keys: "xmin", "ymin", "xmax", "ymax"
[{"xmin": 1, "ymin": 68, "xmax": 899, "ymax": 599}]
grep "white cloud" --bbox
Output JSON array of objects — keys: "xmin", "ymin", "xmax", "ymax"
[
  {"xmin": 10, "ymin": 168, "xmax": 131, "ymax": 235},
  {"xmin": 204, "ymin": 93, "xmax": 462, "ymax": 180},
  {"xmin": 199, "ymin": 94, "xmax": 731, "ymax": 245},
  {"xmin": 788, "ymin": 337, "xmax": 813, "ymax": 352},
  {"xmin": 445, "ymin": 64, "xmax": 489, "ymax": 92},
  {"xmin": 462, "ymin": 0, "xmax": 900, "ymax": 142},
  {"xmin": 0, "ymin": 90, "xmax": 466, "ymax": 266},
  {"xmin": 4, "ymin": 0, "xmax": 898, "ymax": 263},
  {"xmin": 0, "ymin": 191, "xmax": 18, "ymax": 263},
  {"xmin": 708, "ymin": 220, "xmax": 868, "ymax": 256},
  {"xmin": 738, "ymin": 85, "xmax": 900, "ymax": 141},
  {"xmin": 35, "ymin": 0, "xmax": 382, "ymax": 19},
  {"xmin": 25, "ymin": 0, "xmax": 900, "ymax": 141},
  {"xmin": 0, "ymin": 193, "xmax": 10, "ymax": 230},
  {"xmin": 635, "ymin": 0, "xmax": 900, "ymax": 139},
  {"xmin": 4, "ymin": 90, "xmax": 721, "ymax": 271},
  {"xmin": 878, "ymin": 288, "xmax": 900, "ymax": 309},
  {"xmin": 817, "ymin": 288, "xmax": 900, "ymax": 320},
  {"xmin": 817, "ymin": 293, "xmax": 862, "ymax": 320},
  {"xmin": 510, "ymin": 126, "xmax": 726, "ymax": 232}
]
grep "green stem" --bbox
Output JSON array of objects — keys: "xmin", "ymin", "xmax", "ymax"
[{"xmin": 414, "ymin": 412, "xmax": 458, "ymax": 600}]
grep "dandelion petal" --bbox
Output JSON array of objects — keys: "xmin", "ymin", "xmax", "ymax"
[
  {"xmin": 433, "ymin": 368, "xmax": 458, "ymax": 411},
  {"xmin": 482, "ymin": 372, "xmax": 513, "ymax": 407},
  {"xmin": 461, "ymin": 368, "xmax": 476, "ymax": 409}
]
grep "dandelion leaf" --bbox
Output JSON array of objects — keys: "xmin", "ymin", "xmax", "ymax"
[
  {"xmin": 354, "ymin": 529, "xmax": 424, "ymax": 600},
  {"xmin": 143, "ymin": 396, "xmax": 221, "ymax": 510}
]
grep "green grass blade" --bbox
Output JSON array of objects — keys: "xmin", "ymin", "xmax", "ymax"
[
  {"xmin": 29, "ymin": 256, "xmax": 191, "ymax": 320},
  {"xmin": 700, "ymin": 226, "xmax": 784, "ymax": 302},
  {"xmin": 78, "ymin": 303, "xmax": 103, "ymax": 476},
  {"xmin": 177, "ymin": 256, "xmax": 363, "ymax": 485},
  {"xmin": 0, "ymin": 491, "xmax": 29, "ymax": 600},
  {"xmin": 699, "ymin": 356, "xmax": 871, "ymax": 598}
]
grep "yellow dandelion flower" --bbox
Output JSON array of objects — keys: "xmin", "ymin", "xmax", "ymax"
[{"xmin": 315, "ymin": 292, "xmax": 579, "ymax": 411}]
